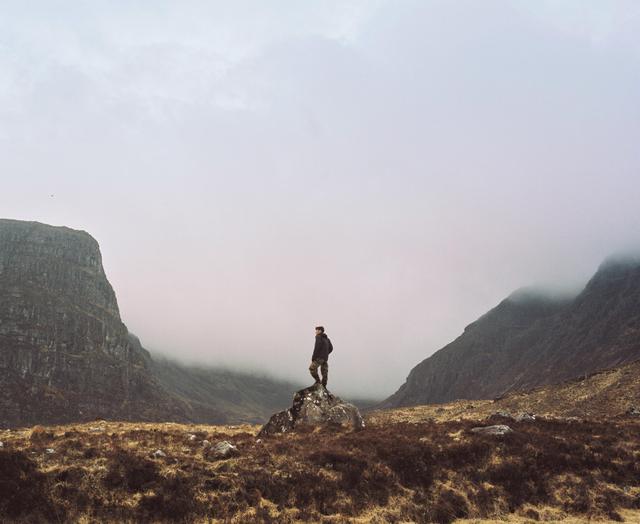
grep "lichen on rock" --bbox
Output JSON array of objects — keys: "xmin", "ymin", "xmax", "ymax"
[{"xmin": 258, "ymin": 383, "xmax": 365, "ymax": 437}]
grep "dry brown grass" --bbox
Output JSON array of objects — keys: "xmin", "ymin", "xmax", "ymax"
[{"xmin": 2, "ymin": 414, "xmax": 640, "ymax": 523}]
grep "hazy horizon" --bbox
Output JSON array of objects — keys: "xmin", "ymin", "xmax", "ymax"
[{"xmin": 2, "ymin": 1, "xmax": 639, "ymax": 397}]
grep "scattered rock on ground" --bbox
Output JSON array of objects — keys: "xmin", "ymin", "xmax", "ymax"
[
  {"xmin": 492, "ymin": 411, "xmax": 536, "ymax": 422},
  {"xmin": 45, "ymin": 448, "xmax": 55, "ymax": 454},
  {"xmin": 471, "ymin": 425, "xmax": 513, "ymax": 436},
  {"xmin": 152, "ymin": 449, "xmax": 166, "ymax": 458},
  {"xmin": 202, "ymin": 439, "xmax": 210, "ymax": 447},
  {"xmin": 205, "ymin": 441, "xmax": 239, "ymax": 460},
  {"xmin": 258, "ymin": 383, "xmax": 365, "ymax": 437},
  {"xmin": 626, "ymin": 406, "xmax": 640, "ymax": 417},
  {"xmin": 188, "ymin": 434, "xmax": 197, "ymax": 441}
]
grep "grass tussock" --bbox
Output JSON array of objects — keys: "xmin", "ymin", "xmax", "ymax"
[{"xmin": 0, "ymin": 417, "xmax": 639, "ymax": 522}]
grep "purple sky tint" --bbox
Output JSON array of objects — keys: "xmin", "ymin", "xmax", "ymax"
[{"xmin": 1, "ymin": 1, "xmax": 639, "ymax": 397}]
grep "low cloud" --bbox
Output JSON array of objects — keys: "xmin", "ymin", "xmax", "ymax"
[{"xmin": 1, "ymin": 1, "xmax": 639, "ymax": 398}]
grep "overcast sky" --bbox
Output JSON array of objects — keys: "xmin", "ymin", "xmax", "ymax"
[{"xmin": 1, "ymin": 1, "xmax": 639, "ymax": 398}]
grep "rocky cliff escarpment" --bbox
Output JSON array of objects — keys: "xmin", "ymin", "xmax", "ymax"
[
  {"xmin": 0, "ymin": 219, "xmax": 189, "ymax": 426},
  {"xmin": 384, "ymin": 254, "xmax": 640, "ymax": 408}
]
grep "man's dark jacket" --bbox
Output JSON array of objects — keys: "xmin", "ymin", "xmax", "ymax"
[{"xmin": 312, "ymin": 333, "xmax": 333, "ymax": 361}]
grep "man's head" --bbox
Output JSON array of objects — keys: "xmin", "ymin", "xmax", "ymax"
[{"xmin": 315, "ymin": 326, "xmax": 325, "ymax": 336}]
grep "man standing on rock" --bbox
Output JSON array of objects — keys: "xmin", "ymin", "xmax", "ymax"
[{"xmin": 309, "ymin": 326, "xmax": 333, "ymax": 387}]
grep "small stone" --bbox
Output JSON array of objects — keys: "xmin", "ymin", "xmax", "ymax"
[
  {"xmin": 626, "ymin": 406, "xmax": 640, "ymax": 417},
  {"xmin": 471, "ymin": 425, "xmax": 513, "ymax": 436},
  {"xmin": 0, "ymin": 441, "xmax": 3, "ymax": 448},
  {"xmin": 152, "ymin": 449, "xmax": 166, "ymax": 458},
  {"xmin": 202, "ymin": 439, "xmax": 210, "ymax": 447},
  {"xmin": 45, "ymin": 448, "xmax": 55, "ymax": 454},
  {"xmin": 188, "ymin": 434, "xmax": 197, "ymax": 441},
  {"xmin": 515, "ymin": 412, "xmax": 536, "ymax": 422},
  {"xmin": 255, "ymin": 439, "xmax": 262, "ymax": 444}
]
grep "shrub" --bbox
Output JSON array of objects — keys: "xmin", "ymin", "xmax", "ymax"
[
  {"xmin": 30, "ymin": 425, "xmax": 54, "ymax": 443},
  {"xmin": 103, "ymin": 449, "xmax": 160, "ymax": 492},
  {"xmin": 138, "ymin": 474, "xmax": 201, "ymax": 521},
  {"xmin": 0, "ymin": 449, "xmax": 61, "ymax": 520}
]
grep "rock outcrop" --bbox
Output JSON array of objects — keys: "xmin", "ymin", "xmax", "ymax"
[
  {"xmin": 0, "ymin": 219, "xmax": 185, "ymax": 426},
  {"xmin": 471, "ymin": 425, "xmax": 513, "ymax": 436},
  {"xmin": 205, "ymin": 441, "xmax": 239, "ymax": 460},
  {"xmin": 383, "ymin": 254, "xmax": 640, "ymax": 408},
  {"xmin": 258, "ymin": 383, "xmax": 365, "ymax": 437}
]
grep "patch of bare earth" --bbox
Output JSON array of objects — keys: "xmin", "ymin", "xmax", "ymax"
[{"xmin": 1, "ymin": 413, "xmax": 640, "ymax": 523}]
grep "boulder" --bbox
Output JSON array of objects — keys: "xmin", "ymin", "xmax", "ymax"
[
  {"xmin": 258, "ymin": 383, "xmax": 365, "ymax": 437},
  {"xmin": 492, "ymin": 411, "xmax": 535, "ymax": 422},
  {"xmin": 626, "ymin": 406, "xmax": 640, "ymax": 417},
  {"xmin": 471, "ymin": 425, "xmax": 513, "ymax": 436},
  {"xmin": 205, "ymin": 441, "xmax": 239, "ymax": 460}
]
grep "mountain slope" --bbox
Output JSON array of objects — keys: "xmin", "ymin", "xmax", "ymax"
[
  {"xmin": 0, "ymin": 219, "xmax": 297, "ymax": 427},
  {"xmin": 151, "ymin": 356, "xmax": 300, "ymax": 424},
  {"xmin": 384, "ymin": 255, "xmax": 640, "ymax": 408},
  {"xmin": 373, "ymin": 357, "xmax": 640, "ymax": 424}
]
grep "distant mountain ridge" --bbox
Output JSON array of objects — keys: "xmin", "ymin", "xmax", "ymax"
[
  {"xmin": 383, "ymin": 253, "xmax": 640, "ymax": 408},
  {"xmin": 150, "ymin": 355, "xmax": 300, "ymax": 424},
  {"xmin": 0, "ymin": 219, "xmax": 298, "ymax": 427}
]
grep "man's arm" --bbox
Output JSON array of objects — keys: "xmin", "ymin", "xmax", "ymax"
[{"xmin": 327, "ymin": 338, "xmax": 333, "ymax": 354}]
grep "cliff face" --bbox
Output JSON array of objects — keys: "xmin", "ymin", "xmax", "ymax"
[
  {"xmin": 0, "ymin": 219, "xmax": 187, "ymax": 426},
  {"xmin": 384, "ymin": 255, "xmax": 640, "ymax": 408}
]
